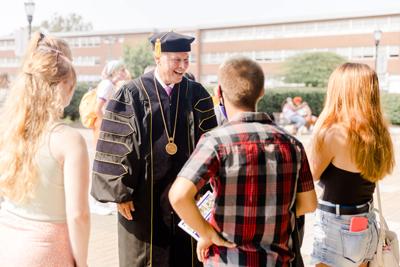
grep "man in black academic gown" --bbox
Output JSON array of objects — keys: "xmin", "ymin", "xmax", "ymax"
[{"xmin": 91, "ymin": 31, "xmax": 217, "ymax": 267}]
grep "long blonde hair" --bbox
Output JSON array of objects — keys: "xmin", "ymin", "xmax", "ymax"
[
  {"xmin": 0, "ymin": 32, "xmax": 76, "ymax": 203},
  {"xmin": 312, "ymin": 62, "xmax": 394, "ymax": 182}
]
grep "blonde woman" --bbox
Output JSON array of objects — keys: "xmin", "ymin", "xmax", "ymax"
[
  {"xmin": 308, "ymin": 63, "xmax": 394, "ymax": 267},
  {"xmin": 0, "ymin": 32, "xmax": 90, "ymax": 267},
  {"xmin": 93, "ymin": 60, "xmax": 129, "ymax": 143}
]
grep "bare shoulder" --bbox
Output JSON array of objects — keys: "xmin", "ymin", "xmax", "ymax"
[
  {"xmin": 53, "ymin": 124, "xmax": 85, "ymax": 141},
  {"xmin": 324, "ymin": 124, "xmax": 347, "ymax": 147},
  {"xmin": 50, "ymin": 124, "xmax": 87, "ymax": 152}
]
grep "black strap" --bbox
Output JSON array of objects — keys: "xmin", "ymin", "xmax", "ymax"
[
  {"xmin": 291, "ymin": 210, "xmax": 305, "ymax": 267},
  {"xmin": 318, "ymin": 202, "xmax": 370, "ymax": 215}
]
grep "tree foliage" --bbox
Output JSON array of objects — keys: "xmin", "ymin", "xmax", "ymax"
[
  {"xmin": 283, "ymin": 52, "xmax": 346, "ymax": 87},
  {"xmin": 123, "ymin": 42, "xmax": 154, "ymax": 79},
  {"xmin": 35, "ymin": 13, "xmax": 93, "ymax": 32}
]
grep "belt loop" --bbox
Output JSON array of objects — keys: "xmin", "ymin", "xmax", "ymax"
[{"xmin": 335, "ymin": 204, "xmax": 340, "ymax": 216}]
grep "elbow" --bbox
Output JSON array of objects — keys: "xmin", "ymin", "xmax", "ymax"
[
  {"xmin": 296, "ymin": 191, "xmax": 318, "ymax": 216},
  {"xmin": 168, "ymin": 177, "xmax": 197, "ymax": 212},
  {"xmin": 307, "ymin": 199, "xmax": 318, "ymax": 213},
  {"xmin": 312, "ymin": 175, "xmax": 320, "ymax": 182},
  {"xmin": 168, "ymin": 187, "xmax": 184, "ymax": 211},
  {"xmin": 67, "ymin": 210, "xmax": 90, "ymax": 225},
  {"xmin": 296, "ymin": 204, "xmax": 316, "ymax": 217}
]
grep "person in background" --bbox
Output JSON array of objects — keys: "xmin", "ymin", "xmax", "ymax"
[
  {"xmin": 308, "ymin": 63, "xmax": 394, "ymax": 267},
  {"xmin": 93, "ymin": 60, "xmax": 129, "ymax": 143},
  {"xmin": 0, "ymin": 32, "xmax": 90, "ymax": 267},
  {"xmin": 115, "ymin": 68, "xmax": 132, "ymax": 91},
  {"xmin": 282, "ymin": 97, "xmax": 307, "ymax": 134},
  {"xmin": 213, "ymin": 85, "xmax": 228, "ymax": 125},
  {"xmin": 91, "ymin": 31, "xmax": 217, "ymax": 267},
  {"xmin": 292, "ymin": 96, "xmax": 317, "ymax": 132},
  {"xmin": 169, "ymin": 57, "xmax": 317, "ymax": 266}
]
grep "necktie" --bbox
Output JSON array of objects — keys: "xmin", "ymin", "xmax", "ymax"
[{"xmin": 165, "ymin": 85, "xmax": 173, "ymax": 96}]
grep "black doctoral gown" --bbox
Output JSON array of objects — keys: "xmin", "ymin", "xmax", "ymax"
[{"xmin": 91, "ymin": 70, "xmax": 217, "ymax": 267}]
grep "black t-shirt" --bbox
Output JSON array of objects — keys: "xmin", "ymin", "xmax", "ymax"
[{"xmin": 319, "ymin": 163, "xmax": 375, "ymax": 205}]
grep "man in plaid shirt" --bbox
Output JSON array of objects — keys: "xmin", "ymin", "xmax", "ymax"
[{"xmin": 169, "ymin": 57, "xmax": 317, "ymax": 266}]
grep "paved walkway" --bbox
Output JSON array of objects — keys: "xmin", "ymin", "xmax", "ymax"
[{"xmin": 81, "ymin": 127, "xmax": 400, "ymax": 267}]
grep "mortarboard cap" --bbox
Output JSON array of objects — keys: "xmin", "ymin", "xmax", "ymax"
[{"xmin": 149, "ymin": 31, "xmax": 195, "ymax": 57}]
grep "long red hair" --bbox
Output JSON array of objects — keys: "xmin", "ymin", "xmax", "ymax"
[{"xmin": 312, "ymin": 62, "xmax": 394, "ymax": 182}]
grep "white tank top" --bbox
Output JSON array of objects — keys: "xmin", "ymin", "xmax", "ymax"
[{"xmin": 3, "ymin": 123, "xmax": 67, "ymax": 222}]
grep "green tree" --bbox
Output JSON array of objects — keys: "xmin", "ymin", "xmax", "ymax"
[
  {"xmin": 35, "ymin": 13, "xmax": 93, "ymax": 32},
  {"xmin": 283, "ymin": 52, "xmax": 346, "ymax": 87},
  {"xmin": 123, "ymin": 42, "xmax": 154, "ymax": 79}
]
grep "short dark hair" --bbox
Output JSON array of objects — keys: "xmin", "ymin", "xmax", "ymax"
[{"xmin": 218, "ymin": 57, "xmax": 264, "ymax": 109}]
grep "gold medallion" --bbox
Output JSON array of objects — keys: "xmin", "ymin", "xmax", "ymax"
[
  {"xmin": 153, "ymin": 76, "xmax": 181, "ymax": 156},
  {"xmin": 165, "ymin": 142, "xmax": 178, "ymax": 155}
]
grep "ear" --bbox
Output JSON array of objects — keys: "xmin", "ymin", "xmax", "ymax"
[
  {"xmin": 258, "ymin": 87, "xmax": 265, "ymax": 99},
  {"xmin": 154, "ymin": 53, "xmax": 161, "ymax": 65}
]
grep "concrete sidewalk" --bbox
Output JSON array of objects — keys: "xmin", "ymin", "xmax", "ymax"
[{"xmin": 81, "ymin": 127, "xmax": 400, "ymax": 267}]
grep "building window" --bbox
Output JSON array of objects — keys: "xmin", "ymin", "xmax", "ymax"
[
  {"xmin": 0, "ymin": 57, "xmax": 20, "ymax": 67},
  {"xmin": 73, "ymin": 56, "xmax": 101, "ymax": 66},
  {"xmin": 0, "ymin": 40, "xmax": 15, "ymax": 50},
  {"xmin": 201, "ymin": 15, "xmax": 400, "ymax": 43},
  {"xmin": 388, "ymin": 46, "xmax": 399, "ymax": 58},
  {"xmin": 77, "ymin": 75, "xmax": 102, "ymax": 82}
]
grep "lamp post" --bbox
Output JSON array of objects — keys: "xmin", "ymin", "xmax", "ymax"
[
  {"xmin": 24, "ymin": 0, "xmax": 35, "ymax": 40},
  {"xmin": 373, "ymin": 30, "xmax": 382, "ymax": 72}
]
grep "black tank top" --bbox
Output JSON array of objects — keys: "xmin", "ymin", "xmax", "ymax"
[{"xmin": 319, "ymin": 163, "xmax": 375, "ymax": 205}]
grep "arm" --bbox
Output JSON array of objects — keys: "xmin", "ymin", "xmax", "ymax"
[
  {"xmin": 192, "ymin": 82, "xmax": 218, "ymax": 140},
  {"xmin": 296, "ymin": 190, "xmax": 317, "ymax": 216},
  {"xmin": 303, "ymin": 103, "xmax": 312, "ymax": 117},
  {"xmin": 296, "ymin": 144, "xmax": 317, "ymax": 215},
  {"xmin": 169, "ymin": 178, "xmax": 236, "ymax": 262},
  {"xmin": 306, "ymin": 128, "xmax": 336, "ymax": 181},
  {"xmin": 94, "ymin": 98, "xmax": 106, "ymax": 121},
  {"xmin": 63, "ymin": 129, "xmax": 90, "ymax": 267},
  {"xmin": 91, "ymin": 84, "xmax": 140, "ymax": 216},
  {"xmin": 170, "ymin": 134, "xmax": 235, "ymax": 261},
  {"xmin": 94, "ymin": 80, "xmax": 114, "ymax": 121}
]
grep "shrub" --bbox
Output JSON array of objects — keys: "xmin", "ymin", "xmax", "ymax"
[
  {"xmin": 63, "ymin": 84, "xmax": 400, "ymax": 126},
  {"xmin": 258, "ymin": 87, "xmax": 326, "ymax": 116},
  {"xmin": 381, "ymin": 93, "xmax": 400, "ymax": 125},
  {"xmin": 63, "ymin": 82, "xmax": 94, "ymax": 121},
  {"xmin": 283, "ymin": 52, "xmax": 346, "ymax": 87},
  {"xmin": 258, "ymin": 88, "xmax": 400, "ymax": 126},
  {"xmin": 123, "ymin": 42, "xmax": 154, "ymax": 79}
]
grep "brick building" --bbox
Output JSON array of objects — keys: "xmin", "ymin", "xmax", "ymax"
[{"xmin": 0, "ymin": 11, "xmax": 399, "ymax": 91}]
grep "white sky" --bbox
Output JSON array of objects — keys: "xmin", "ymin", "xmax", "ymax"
[{"xmin": 0, "ymin": 0, "xmax": 399, "ymax": 36}]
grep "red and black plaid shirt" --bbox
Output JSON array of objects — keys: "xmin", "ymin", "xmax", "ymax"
[{"xmin": 178, "ymin": 112, "xmax": 314, "ymax": 267}]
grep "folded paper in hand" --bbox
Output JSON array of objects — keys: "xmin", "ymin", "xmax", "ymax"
[{"xmin": 178, "ymin": 191, "xmax": 214, "ymax": 241}]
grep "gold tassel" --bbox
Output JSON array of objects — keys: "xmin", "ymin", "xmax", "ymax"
[{"xmin": 155, "ymin": 38, "xmax": 161, "ymax": 58}]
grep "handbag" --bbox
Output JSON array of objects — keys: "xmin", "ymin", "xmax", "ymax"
[{"xmin": 370, "ymin": 182, "xmax": 400, "ymax": 267}]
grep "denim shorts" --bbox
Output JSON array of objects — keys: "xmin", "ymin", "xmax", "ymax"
[{"xmin": 310, "ymin": 202, "xmax": 379, "ymax": 266}]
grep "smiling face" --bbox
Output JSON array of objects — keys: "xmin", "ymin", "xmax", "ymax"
[
  {"xmin": 111, "ymin": 67, "xmax": 129, "ymax": 84},
  {"xmin": 155, "ymin": 52, "xmax": 190, "ymax": 85}
]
